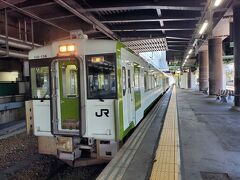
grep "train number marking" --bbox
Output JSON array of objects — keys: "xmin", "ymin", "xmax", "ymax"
[{"xmin": 96, "ymin": 109, "xmax": 109, "ymax": 117}]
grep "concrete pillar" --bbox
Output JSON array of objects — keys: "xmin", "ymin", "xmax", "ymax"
[
  {"xmin": 199, "ymin": 51, "xmax": 209, "ymax": 91},
  {"xmin": 208, "ymin": 38, "xmax": 223, "ymax": 95},
  {"xmin": 188, "ymin": 69, "xmax": 192, "ymax": 89},
  {"xmin": 233, "ymin": 2, "xmax": 240, "ymax": 109}
]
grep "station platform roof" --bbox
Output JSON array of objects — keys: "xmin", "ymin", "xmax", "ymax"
[{"xmin": 0, "ymin": 0, "xmax": 233, "ymax": 67}]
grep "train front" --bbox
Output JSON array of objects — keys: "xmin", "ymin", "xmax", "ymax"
[{"xmin": 26, "ymin": 39, "xmax": 119, "ymax": 166}]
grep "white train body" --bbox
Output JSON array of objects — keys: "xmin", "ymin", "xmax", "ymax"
[{"xmin": 26, "ymin": 38, "xmax": 169, "ymax": 166}]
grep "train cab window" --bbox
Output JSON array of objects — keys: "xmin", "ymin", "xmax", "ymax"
[
  {"xmin": 31, "ymin": 66, "xmax": 50, "ymax": 99},
  {"xmin": 61, "ymin": 64, "xmax": 78, "ymax": 98},
  {"xmin": 86, "ymin": 54, "xmax": 117, "ymax": 99},
  {"xmin": 122, "ymin": 67, "xmax": 126, "ymax": 96}
]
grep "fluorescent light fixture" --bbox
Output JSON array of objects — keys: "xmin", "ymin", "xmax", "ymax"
[
  {"xmin": 186, "ymin": 55, "xmax": 189, "ymax": 59},
  {"xmin": 193, "ymin": 39, "xmax": 198, "ymax": 47},
  {"xmin": 183, "ymin": 59, "xmax": 187, "ymax": 66},
  {"xmin": 188, "ymin": 49, "xmax": 193, "ymax": 55},
  {"xmin": 214, "ymin": 0, "xmax": 223, "ymax": 7},
  {"xmin": 199, "ymin": 21, "xmax": 209, "ymax": 35}
]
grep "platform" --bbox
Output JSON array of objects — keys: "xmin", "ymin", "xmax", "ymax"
[
  {"xmin": 97, "ymin": 87, "xmax": 240, "ymax": 180},
  {"xmin": 178, "ymin": 88, "xmax": 240, "ymax": 180}
]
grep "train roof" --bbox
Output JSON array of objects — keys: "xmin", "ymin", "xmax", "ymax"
[{"xmin": 28, "ymin": 39, "xmax": 117, "ymax": 60}]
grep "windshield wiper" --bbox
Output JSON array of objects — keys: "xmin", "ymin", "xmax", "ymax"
[{"xmin": 99, "ymin": 97, "xmax": 104, "ymax": 102}]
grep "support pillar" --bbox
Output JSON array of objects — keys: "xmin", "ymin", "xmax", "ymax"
[
  {"xmin": 208, "ymin": 38, "xmax": 223, "ymax": 95},
  {"xmin": 199, "ymin": 51, "xmax": 209, "ymax": 91},
  {"xmin": 233, "ymin": 2, "xmax": 240, "ymax": 110},
  {"xmin": 188, "ymin": 69, "xmax": 191, "ymax": 89}
]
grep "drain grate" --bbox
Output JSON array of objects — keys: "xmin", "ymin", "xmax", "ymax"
[{"xmin": 201, "ymin": 172, "xmax": 230, "ymax": 180}]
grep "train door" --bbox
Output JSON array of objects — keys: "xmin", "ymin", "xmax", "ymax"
[
  {"xmin": 51, "ymin": 58, "xmax": 81, "ymax": 135},
  {"xmin": 122, "ymin": 65, "xmax": 135, "ymax": 130}
]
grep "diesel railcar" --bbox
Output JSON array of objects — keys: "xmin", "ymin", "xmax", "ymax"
[{"xmin": 26, "ymin": 37, "xmax": 169, "ymax": 166}]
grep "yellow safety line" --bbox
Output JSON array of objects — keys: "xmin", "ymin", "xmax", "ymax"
[{"xmin": 150, "ymin": 86, "xmax": 181, "ymax": 180}]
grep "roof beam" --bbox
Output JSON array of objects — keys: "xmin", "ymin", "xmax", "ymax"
[
  {"xmin": 83, "ymin": 5, "xmax": 203, "ymax": 12},
  {"xmin": 166, "ymin": 36, "xmax": 191, "ymax": 40},
  {"xmin": 156, "ymin": 9, "xmax": 165, "ymax": 34},
  {"xmin": 112, "ymin": 28, "xmax": 195, "ymax": 32},
  {"xmin": 168, "ymin": 49, "xmax": 185, "ymax": 52},
  {"xmin": 167, "ymin": 40, "xmax": 189, "ymax": 43},
  {"xmin": 0, "ymin": 0, "xmax": 26, "ymax": 9},
  {"xmin": 0, "ymin": 0, "xmax": 69, "ymax": 33},
  {"xmin": 19, "ymin": 2, "xmax": 57, "ymax": 10},
  {"xmin": 168, "ymin": 44, "xmax": 187, "ymax": 47},
  {"xmin": 120, "ymin": 31, "xmax": 165, "ymax": 39},
  {"xmin": 110, "ymin": 22, "xmax": 195, "ymax": 30},
  {"xmin": 101, "ymin": 17, "xmax": 200, "ymax": 23},
  {"xmin": 54, "ymin": 0, "xmax": 117, "ymax": 40},
  {"xmin": 121, "ymin": 37, "xmax": 164, "ymax": 41},
  {"xmin": 38, "ymin": 15, "xmax": 76, "ymax": 22}
]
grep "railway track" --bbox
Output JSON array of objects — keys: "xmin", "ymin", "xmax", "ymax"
[{"xmin": 0, "ymin": 132, "xmax": 106, "ymax": 180}]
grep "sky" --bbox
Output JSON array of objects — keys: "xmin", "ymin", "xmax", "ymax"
[{"xmin": 139, "ymin": 51, "xmax": 169, "ymax": 71}]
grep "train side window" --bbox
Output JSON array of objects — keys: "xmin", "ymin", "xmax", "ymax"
[
  {"xmin": 154, "ymin": 76, "xmax": 157, "ymax": 88},
  {"xmin": 152, "ymin": 75, "xmax": 155, "ymax": 89},
  {"xmin": 144, "ymin": 71, "xmax": 148, "ymax": 91},
  {"xmin": 128, "ymin": 69, "xmax": 131, "ymax": 93},
  {"xmin": 148, "ymin": 74, "xmax": 152, "ymax": 90},
  {"xmin": 134, "ymin": 64, "xmax": 140, "ymax": 90},
  {"xmin": 122, "ymin": 67, "xmax": 126, "ymax": 96},
  {"xmin": 160, "ymin": 74, "xmax": 163, "ymax": 88}
]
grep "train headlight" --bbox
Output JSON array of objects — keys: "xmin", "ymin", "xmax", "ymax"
[
  {"xmin": 59, "ymin": 45, "xmax": 67, "ymax": 53},
  {"xmin": 59, "ymin": 44, "xmax": 76, "ymax": 54},
  {"xmin": 67, "ymin": 45, "xmax": 75, "ymax": 52}
]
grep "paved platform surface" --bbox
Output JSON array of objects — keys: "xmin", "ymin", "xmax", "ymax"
[
  {"xmin": 150, "ymin": 86, "xmax": 181, "ymax": 180},
  {"xmin": 177, "ymin": 88, "xmax": 240, "ymax": 180}
]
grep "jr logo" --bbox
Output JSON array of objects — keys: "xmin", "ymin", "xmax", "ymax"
[{"xmin": 95, "ymin": 109, "xmax": 109, "ymax": 117}]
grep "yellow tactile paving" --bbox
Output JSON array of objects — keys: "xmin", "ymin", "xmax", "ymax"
[{"xmin": 150, "ymin": 86, "xmax": 181, "ymax": 180}]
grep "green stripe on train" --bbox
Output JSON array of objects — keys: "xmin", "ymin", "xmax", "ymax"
[
  {"xmin": 116, "ymin": 42, "xmax": 136, "ymax": 140},
  {"xmin": 116, "ymin": 42, "xmax": 124, "ymax": 140}
]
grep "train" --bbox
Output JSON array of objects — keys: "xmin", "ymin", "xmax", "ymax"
[{"xmin": 25, "ymin": 35, "xmax": 170, "ymax": 166}]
